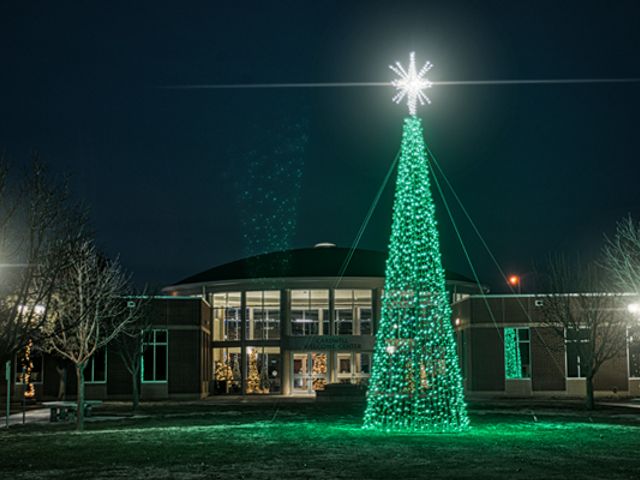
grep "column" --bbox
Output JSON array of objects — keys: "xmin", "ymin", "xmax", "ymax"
[
  {"xmin": 280, "ymin": 289, "xmax": 290, "ymax": 395},
  {"xmin": 240, "ymin": 291, "xmax": 247, "ymax": 395},
  {"xmin": 329, "ymin": 288, "xmax": 336, "ymax": 336}
]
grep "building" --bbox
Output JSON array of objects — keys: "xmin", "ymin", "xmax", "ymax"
[
  {"xmin": 4, "ymin": 244, "xmax": 479, "ymax": 401},
  {"xmin": 6, "ymin": 245, "xmax": 639, "ymax": 402},
  {"xmin": 452, "ymin": 294, "xmax": 640, "ymax": 398},
  {"xmin": 6, "ymin": 297, "xmax": 211, "ymax": 402},
  {"xmin": 162, "ymin": 244, "xmax": 480, "ymax": 397}
]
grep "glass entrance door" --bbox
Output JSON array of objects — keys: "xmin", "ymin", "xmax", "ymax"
[
  {"xmin": 336, "ymin": 353, "xmax": 353, "ymax": 383},
  {"xmin": 335, "ymin": 352, "xmax": 372, "ymax": 385},
  {"xmin": 292, "ymin": 352, "xmax": 328, "ymax": 394}
]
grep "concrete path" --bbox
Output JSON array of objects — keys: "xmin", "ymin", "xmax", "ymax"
[{"xmin": 0, "ymin": 408, "xmax": 50, "ymax": 428}]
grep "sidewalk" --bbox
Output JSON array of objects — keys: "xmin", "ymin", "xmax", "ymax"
[{"xmin": 0, "ymin": 408, "xmax": 50, "ymax": 428}]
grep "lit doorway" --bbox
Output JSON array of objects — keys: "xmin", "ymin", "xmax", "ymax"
[
  {"xmin": 292, "ymin": 352, "xmax": 328, "ymax": 394},
  {"xmin": 336, "ymin": 352, "xmax": 372, "ymax": 385}
]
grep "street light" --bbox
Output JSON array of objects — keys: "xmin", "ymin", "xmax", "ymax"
[
  {"xmin": 627, "ymin": 303, "xmax": 640, "ymax": 314},
  {"xmin": 508, "ymin": 274, "xmax": 521, "ymax": 294}
]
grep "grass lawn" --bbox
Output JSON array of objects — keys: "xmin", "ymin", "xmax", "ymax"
[{"xmin": 1, "ymin": 402, "xmax": 639, "ymax": 479}]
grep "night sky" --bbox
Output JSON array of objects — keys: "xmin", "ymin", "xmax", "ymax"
[{"xmin": 1, "ymin": 1, "xmax": 639, "ymax": 292}]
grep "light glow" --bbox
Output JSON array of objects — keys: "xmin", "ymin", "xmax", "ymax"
[
  {"xmin": 363, "ymin": 116, "xmax": 468, "ymax": 433},
  {"xmin": 390, "ymin": 52, "xmax": 433, "ymax": 115},
  {"xmin": 504, "ymin": 328, "xmax": 522, "ymax": 379}
]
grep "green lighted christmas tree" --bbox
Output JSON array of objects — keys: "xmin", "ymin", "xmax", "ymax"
[
  {"xmin": 504, "ymin": 328, "xmax": 522, "ymax": 379},
  {"xmin": 363, "ymin": 53, "xmax": 468, "ymax": 432}
]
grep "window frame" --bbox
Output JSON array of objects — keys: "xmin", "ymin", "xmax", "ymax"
[
  {"xmin": 85, "ymin": 348, "xmax": 107, "ymax": 384},
  {"xmin": 290, "ymin": 290, "xmax": 329, "ymax": 336},
  {"xmin": 246, "ymin": 290, "xmax": 281, "ymax": 340},
  {"xmin": 212, "ymin": 292, "xmax": 242, "ymax": 341},
  {"xmin": 565, "ymin": 327, "xmax": 590, "ymax": 379},
  {"xmin": 334, "ymin": 289, "xmax": 373, "ymax": 336},
  {"xmin": 141, "ymin": 329, "xmax": 169, "ymax": 384},
  {"xmin": 627, "ymin": 325, "xmax": 640, "ymax": 379}
]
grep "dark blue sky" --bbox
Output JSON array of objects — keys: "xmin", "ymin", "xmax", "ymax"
[{"xmin": 1, "ymin": 1, "xmax": 639, "ymax": 291}]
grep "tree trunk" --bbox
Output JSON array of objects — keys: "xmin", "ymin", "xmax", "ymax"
[
  {"xmin": 76, "ymin": 363, "xmax": 85, "ymax": 431},
  {"xmin": 132, "ymin": 368, "xmax": 139, "ymax": 412},
  {"xmin": 56, "ymin": 365, "xmax": 67, "ymax": 400},
  {"xmin": 586, "ymin": 375, "xmax": 595, "ymax": 410}
]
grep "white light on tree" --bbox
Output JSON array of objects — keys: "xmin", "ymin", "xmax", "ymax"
[{"xmin": 390, "ymin": 51, "xmax": 433, "ymax": 115}]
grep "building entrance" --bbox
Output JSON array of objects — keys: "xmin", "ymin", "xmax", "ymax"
[
  {"xmin": 292, "ymin": 352, "xmax": 328, "ymax": 394},
  {"xmin": 335, "ymin": 352, "xmax": 372, "ymax": 385}
]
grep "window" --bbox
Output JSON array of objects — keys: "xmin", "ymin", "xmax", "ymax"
[
  {"xmin": 213, "ymin": 346, "xmax": 242, "ymax": 394},
  {"xmin": 291, "ymin": 290, "xmax": 329, "ymax": 335},
  {"xmin": 504, "ymin": 327, "xmax": 531, "ymax": 379},
  {"xmin": 85, "ymin": 348, "xmax": 106, "ymax": 383},
  {"xmin": 245, "ymin": 346, "xmax": 281, "ymax": 394},
  {"xmin": 335, "ymin": 352, "xmax": 371, "ymax": 385},
  {"xmin": 628, "ymin": 326, "xmax": 640, "ymax": 378},
  {"xmin": 335, "ymin": 305, "xmax": 353, "ymax": 335},
  {"xmin": 246, "ymin": 291, "xmax": 280, "ymax": 340},
  {"xmin": 566, "ymin": 328, "xmax": 590, "ymax": 378},
  {"xmin": 334, "ymin": 289, "xmax": 373, "ymax": 335},
  {"xmin": 356, "ymin": 353, "xmax": 371, "ymax": 385},
  {"xmin": 212, "ymin": 292, "xmax": 242, "ymax": 341},
  {"xmin": 292, "ymin": 352, "xmax": 328, "ymax": 392},
  {"xmin": 142, "ymin": 329, "xmax": 168, "ymax": 382},
  {"xmin": 360, "ymin": 306, "xmax": 373, "ymax": 335}
]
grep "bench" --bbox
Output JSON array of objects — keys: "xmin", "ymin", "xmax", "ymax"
[{"xmin": 42, "ymin": 401, "xmax": 103, "ymax": 422}]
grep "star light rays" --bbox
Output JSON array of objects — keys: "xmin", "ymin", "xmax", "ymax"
[{"xmin": 389, "ymin": 52, "xmax": 433, "ymax": 115}]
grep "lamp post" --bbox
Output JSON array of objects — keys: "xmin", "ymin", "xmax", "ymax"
[
  {"xmin": 4, "ymin": 361, "xmax": 10, "ymax": 428},
  {"xmin": 508, "ymin": 274, "xmax": 521, "ymax": 294}
]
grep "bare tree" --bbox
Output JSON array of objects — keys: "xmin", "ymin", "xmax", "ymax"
[
  {"xmin": 110, "ymin": 295, "xmax": 153, "ymax": 412},
  {"xmin": 540, "ymin": 255, "xmax": 628, "ymax": 409},
  {"xmin": 602, "ymin": 215, "xmax": 640, "ymax": 294},
  {"xmin": 0, "ymin": 154, "xmax": 86, "ymax": 363},
  {"xmin": 43, "ymin": 239, "xmax": 142, "ymax": 431}
]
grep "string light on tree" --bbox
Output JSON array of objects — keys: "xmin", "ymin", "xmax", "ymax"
[
  {"xmin": 20, "ymin": 340, "xmax": 36, "ymax": 399},
  {"xmin": 215, "ymin": 360, "xmax": 234, "ymax": 393},
  {"xmin": 504, "ymin": 328, "xmax": 522, "ymax": 379},
  {"xmin": 363, "ymin": 53, "xmax": 469, "ymax": 432},
  {"xmin": 246, "ymin": 348, "xmax": 263, "ymax": 394}
]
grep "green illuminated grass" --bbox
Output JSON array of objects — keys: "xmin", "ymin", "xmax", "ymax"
[{"xmin": 1, "ymin": 403, "xmax": 639, "ymax": 479}]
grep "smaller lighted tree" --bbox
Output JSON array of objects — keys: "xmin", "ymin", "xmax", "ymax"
[
  {"xmin": 246, "ymin": 349, "xmax": 262, "ymax": 394},
  {"xmin": 312, "ymin": 353, "xmax": 327, "ymax": 391},
  {"xmin": 504, "ymin": 328, "xmax": 522, "ymax": 379},
  {"xmin": 215, "ymin": 361, "xmax": 234, "ymax": 382},
  {"xmin": 16, "ymin": 340, "xmax": 36, "ymax": 399}
]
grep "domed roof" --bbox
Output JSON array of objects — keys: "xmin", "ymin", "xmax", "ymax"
[{"xmin": 171, "ymin": 246, "xmax": 476, "ymax": 286}]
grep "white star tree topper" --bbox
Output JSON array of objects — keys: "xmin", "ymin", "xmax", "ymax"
[{"xmin": 390, "ymin": 52, "xmax": 433, "ymax": 115}]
